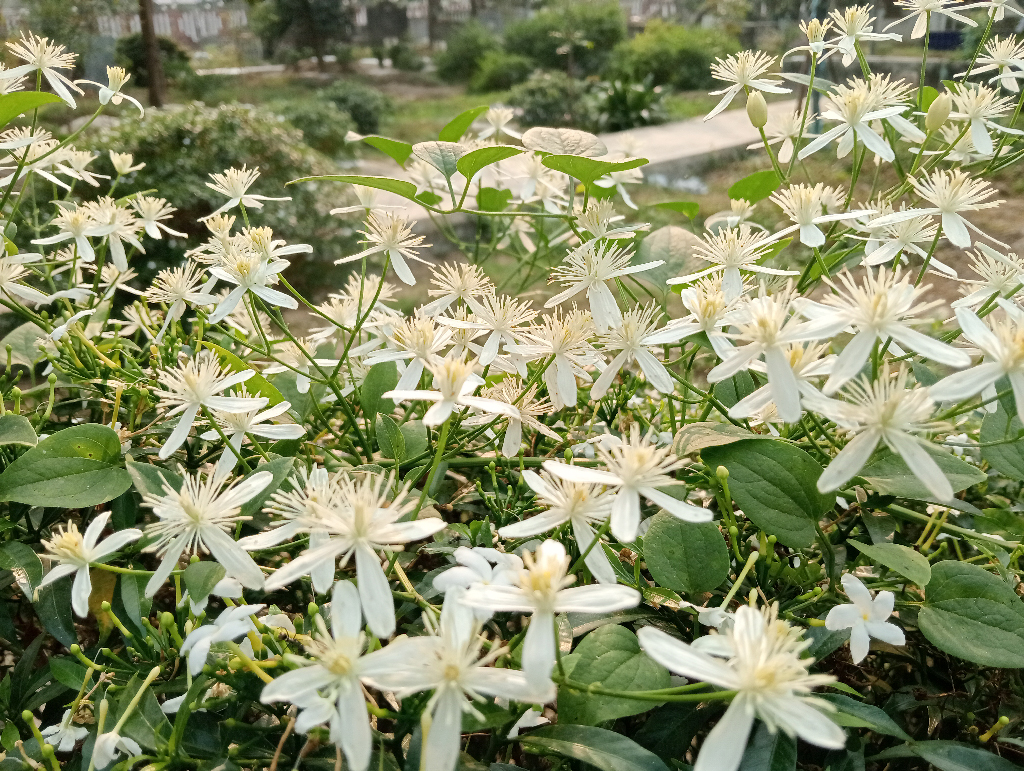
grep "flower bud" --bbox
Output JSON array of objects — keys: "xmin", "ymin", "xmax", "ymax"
[
  {"xmin": 746, "ymin": 91, "xmax": 768, "ymax": 129},
  {"xmin": 926, "ymin": 92, "xmax": 952, "ymax": 132}
]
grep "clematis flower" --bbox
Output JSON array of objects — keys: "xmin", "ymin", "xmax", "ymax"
[
  {"xmin": 385, "ymin": 356, "xmax": 521, "ymax": 427},
  {"xmin": 956, "ymin": 36, "xmax": 1024, "ymax": 92},
  {"xmin": 463, "ymin": 377, "xmax": 560, "ymax": 457},
  {"xmin": 132, "ymin": 196, "xmax": 187, "ymax": 239},
  {"xmin": 420, "ymin": 262, "xmax": 493, "ymax": 317},
  {"xmin": 0, "ymin": 33, "xmax": 82, "ymax": 107},
  {"xmin": 204, "ymin": 166, "xmax": 290, "ymax": 217},
  {"xmin": 769, "ymin": 183, "xmax": 873, "ymax": 247},
  {"xmin": 40, "ymin": 710, "xmax": 88, "ymax": 753},
  {"xmin": 508, "ymin": 307, "xmax": 599, "ymax": 410},
  {"xmin": 336, "ymin": 212, "xmax": 430, "ymax": 286},
  {"xmin": 146, "ymin": 261, "xmax": 217, "ymax": 340},
  {"xmin": 180, "ymin": 602, "xmax": 265, "ymax": 676},
  {"xmin": 438, "ymin": 293, "xmax": 535, "ymax": 366},
  {"xmin": 947, "ymin": 83, "xmax": 1023, "ymax": 156},
  {"xmin": 433, "ymin": 547, "xmax": 524, "ymax": 620},
  {"xmin": 886, "ymin": 0, "xmax": 977, "ymax": 40},
  {"xmin": 705, "ymin": 51, "xmax": 791, "ymax": 121},
  {"xmin": 478, "ymin": 106, "xmax": 522, "ymax": 140},
  {"xmin": 827, "ymin": 5, "xmax": 903, "ymax": 67},
  {"xmin": 825, "ymin": 573, "xmax": 906, "ymax": 663},
  {"xmin": 592, "ymin": 304, "xmax": 676, "ymax": 397},
  {"xmin": 200, "ymin": 392, "xmax": 305, "ymax": 478},
  {"xmin": 77, "ymin": 65, "xmax": 143, "ymax": 115},
  {"xmin": 207, "ymin": 244, "xmax": 298, "ymax": 322}
]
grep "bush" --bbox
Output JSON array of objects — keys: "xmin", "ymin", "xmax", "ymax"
[
  {"xmin": 608, "ymin": 19, "xmax": 740, "ymax": 90},
  {"xmin": 585, "ymin": 76, "xmax": 669, "ymax": 132},
  {"xmin": 270, "ymin": 99, "xmax": 355, "ymax": 157},
  {"xmin": 320, "ymin": 79, "xmax": 392, "ymax": 134},
  {"xmin": 469, "ymin": 50, "xmax": 534, "ymax": 93},
  {"xmin": 503, "ymin": 0, "xmax": 626, "ymax": 77},
  {"xmin": 434, "ymin": 20, "xmax": 501, "ymax": 82},
  {"xmin": 389, "ymin": 37, "xmax": 424, "ymax": 71},
  {"xmin": 508, "ymin": 69, "xmax": 594, "ymax": 128},
  {"xmin": 115, "ymin": 33, "xmax": 194, "ymax": 86}
]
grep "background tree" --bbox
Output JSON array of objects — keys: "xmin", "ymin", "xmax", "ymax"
[{"xmin": 248, "ymin": 0, "xmax": 354, "ymax": 68}]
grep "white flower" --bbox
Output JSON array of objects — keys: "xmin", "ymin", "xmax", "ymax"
[
  {"xmin": 826, "ymin": 574, "xmax": 905, "ymax": 663},
  {"xmin": 508, "ymin": 307, "xmax": 598, "ymax": 410},
  {"xmin": 78, "ymin": 65, "xmax": 143, "ymax": 115},
  {"xmin": 153, "ymin": 350, "xmax": 267, "ymax": 458},
  {"xmin": 500, "ymin": 471, "xmax": 617, "ymax": 583},
  {"xmin": 92, "ymin": 731, "xmax": 142, "ymax": 768},
  {"xmin": 0, "ymin": 33, "xmax": 82, "ymax": 107},
  {"xmin": 31, "ymin": 205, "xmax": 103, "ymax": 262},
  {"xmin": 796, "ymin": 267, "xmax": 970, "ymax": 395},
  {"xmin": 0, "ymin": 254, "xmax": 49, "ymax": 305},
  {"xmin": 463, "ymin": 378, "xmax": 560, "ymax": 457},
  {"xmin": 952, "ymin": 244, "xmax": 1024, "ymax": 308},
  {"xmin": 40, "ymin": 710, "xmax": 88, "ymax": 753},
  {"xmin": 638, "ymin": 604, "xmax": 845, "ymax": 771},
  {"xmin": 827, "ymin": 5, "xmax": 903, "ymax": 67},
  {"xmin": 200, "ymin": 394, "xmax": 305, "ymax": 477},
  {"xmin": 816, "ymin": 366, "xmax": 953, "ymax": 501},
  {"xmin": 947, "ymin": 83, "xmax": 1023, "ymax": 156},
  {"xmin": 729, "ymin": 342, "xmax": 834, "ymax": 421},
  {"xmin": 868, "ymin": 169, "xmax": 1003, "ymax": 249},
  {"xmin": 576, "ymin": 199, "xmax": 650, "ymax": 242},
  {"xmin": 543, "ymin": 426, "xmax": 711, "ymax": 542},
  {"xmin": 420, "ymin": 262, "xmax": 494, "ymax": 317},
  {"xmin": 84, "ymin": 197, "xmax": 146, "ymax": 272},
  {"xmin": 204, "ymin": 165, "xmax": 291, "ymax": 217},
  {"xmin": 58, "ymin": 150, "xmax": 108, "ymax": 187},
  {"xmin": 132, "ymin": 196, "xmax": 186, "ymax": 239},
  {"xmin": 957, "ymin": 36, "xmax": 1024, "ymax": 92},
  {"xmin": 859, "ymin": 211, "xmax": 945, "ymax": 274},
  {"xmin": 49, "ymin": 308, "xmax": 95, "ymax": 342},
  {"xmin": 545, "ymin": 242, "xmax": 662, "ymax": 331},
  {"xmin": 261, "ymin": 581, "xmax": 412, "ymax": 771},
  {"xmin": 478, "ymin": 106, "xmax": 522, "ymax": 140},
  {"xmin": 110, "ymin": 151, "xmax": 144, "ymax": 175},
  {"xmin": 592, "ymin": 303, "xmax": 675, "ymax": 397},
  {"xmin": 330, "ymin": 183, "xmax": 406, "ymax": 215},
  {"xmin": 433, "ymin": 546, "xmax": 524, "ymax": 620},
  {"xmin": 462, "ymin": 540, "xmax": 639, "ymax": 688},
  {"xmin": 262, "ymin": 471, "xmax": 445, "ymax": 638},
  {"xmin": 365, "ymin": 314, "xmax": 453, "ymax": 392},
  {"xmin": 147, "ymin": 262, "xmax": 217, "ymax": 340},
  {"xmin": 141, "ymin": 469, "xmax": 274, "ymax": 595},
  {"xmin": 439, "ymin": 292, "xmax": 537, "ymax": 365},
  {"xmin": 180, "ymin": 602, "xmax": 265, "ymax": 676},
  {"xmin": 647, "ymin": 275, "xmax": 743, "ymax": 358},
  {"xmin": 37, "ymin": 512, "xmax": 142, "ymax": 617},
  {"xmin": 208, "ymin": 244, "xmax": 298, "ymax": 323},
  {"xmin": 887, "ymin": 0, "xmax": 977, "ymax": 40},
  {"xmin": 261, "ymin": 338, "xmax": 338, "ymax": 395},
  {"xmin": 336, "ymin": 212, "xmax": 429, "ymax": 286},
  {"xmin": 705, "ymin": 51, "xmax": 791, "ymax": 121},
  {"xmin": 385, "ymin": 356, "xmax": 521, "ymax": 427},
  {"xmin": 365, "ymin": 590, "xmax": 555, "ymax": 771},
  {"xmin": 770, "ymin": 183, "xmax": 873, "ymax": 247},
  {"xmin": 706, "ymin": 198, "xmax": 765, "ymax": 231}
]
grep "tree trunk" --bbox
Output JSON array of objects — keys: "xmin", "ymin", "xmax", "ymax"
[
  {"xmin": 427, "ymin": 0, "xmax": 441, "ymax": 46},
  {"xmin": 138, "ymin": 0, "xmax": 165, "ymax": 108}
]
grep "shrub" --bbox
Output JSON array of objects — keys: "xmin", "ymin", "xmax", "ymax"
[
  {"xmin": 270, "ymin": 99, "xmax": 355, "ymax": 157},
  {"xmin": 114, "ymin": 33, "xmax": 194, "ymax": 86},
  {"xmin": 389, "ymin": 37, "xmax": 424, "ymax": 71},
  {"xmin": 585, "ymin": 76, "xmax": 669, "ymax": 132},
  {"xmin": 608, "ymin": 19, "xmax": 740, "ymax": 90},
  {"xmin": 508, "ymin": 69, "xmax": 594, "ymax": 128},
  {"xmin": 469, "ymin": 50, "xmax": 534, "ymax": 93},
  {"xmin": 320, "ymin": 79, "xmax": 393, "ymax": 134},
  {"xmin": 503, "ymin": 0, "xmax": 626, "ymax": 77},
  {"xmin": 434, "ymin": 19, "xmax": 501, "ymax": 82}
]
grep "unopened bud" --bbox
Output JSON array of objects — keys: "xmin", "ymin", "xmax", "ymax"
[
  {"xmin": 746, "ymin": 91, "xmax": 768, "ymax": 129},
  {"xmin": 926, "ymin": 92, "xmax": 952, "ymax": 132}
]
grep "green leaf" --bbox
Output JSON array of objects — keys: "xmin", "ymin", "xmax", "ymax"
[
  {"xmin": 727, "ymin": 170, "xmax": 780, "ymax": 203},
  {"xmin": 979, "ymin": 402, "xmax": 1024, "ymax": 481},
  {"xmin": 919, "ymin": 561, "xmax": 1024, "ymax": 667},
  {"xmin": 460, "ymin": 700, "xmax": 513, "ymax": 732},
  {"xmin": 633, "ymin": 702, "xmax": 720, "ymax": 762},
  {"xmin": 202, "ymin": 341, "xmax": 284, "ymax": 406},
  {"xmin": 400, "ymin": 420, "xmax": 428, "ymax": 460},
  {"xmin": 240, "ymin": 456, "xmax": 294, "ymax": 518},
  {"xmin": 779, "ymin": 72, "xmax": 836, "ymax": 94},
  {"xmin": 0, "ymin": 542, "xmax": 42, "ymax": 590},
  {"xmin": 1, "ymin": 322, "xmax": 48, "ymax": 369},
  {"xmin": 34, "ymin": 578, "xmax": 76, "ymax": 646},
  {"xmin": 126, "ymin": 459, "xmax": 183, "ymax": 497},
  {"xmin": 412, "ymin": 140, "xmax": 466, "ymax": 179},
  {"xmin": 289, "ymin": 174, "xmax": 421, "ymax": 203},
  {"xmin": 0, "ymin": 415, "xmax": 35, "ymax": 447},
  {"xmin": 893, "ymin": 741, "xmax": 1024, "ymax": 771},
  {"xmin": 847, "ymin": 540, "xmax": 931, "ymax": 586},
  {"xmin": 740, "ymin": 723, "xmax": 797, "ymax": 771},
  {"xmin": 118, "ymin": 572, "xmax": 150, "ymax": 637},
  {"xmin": 558, "ymin": 625, "xmax": 670, "ymax": 725},
  {"xmin": 636, "ymin": 225, "xmax": 703, "ymax": 288},
  {"xmin": 654, "ymin": 201, "xmax": 699, "ymax": 218},
  {"xmin": 818, "ymin": 693, "xmax": 910, "ymax": 740},
  {"xmin": 352, "ymin": 135, "xmax": 414, "ymax": 166},
  {"xmin": 673, "ymin": 421, "xmax": 762, "ymax": 456},
  {"xmin": 439, "ymin": 105, "xmax": 489, "ymax": 142},
  {"xmin": 184, "ymin": 562, "xmax": 227, "ymax": 606},
  {"xmin": 376, "ymin": 414, "xmax": 406, "ymax": 462},
  {"xmin": 115, "ymin": 674, "xmax": 172, "ymax": 751},
  {"xmin": 542, "ymin": 155, "xmax": 647, "ymax": 187},
  {"xmin": 643, "ymin": 513, "xmax": 729, "ymax": 595},
  {"xmin": 1, "ymin": 721, "xmax": 19, "ymax": 751},
  {"xmin": 919, "ymin": 86, "xmax": 940, "ymax": 111},
  {"xmin": 701, "ymin": 439, "xmax": 834, "ymax": 548},
  {"xmin": 520, "ymin": 725, "xmax": 670, "ymax": 771},
  {"xmin": 858, "ymin": 447, "xmax": 984, "ymax": 499},
  {"xmin": 0, "ymin": 424, "xmax": 131, "ymax": 508},
  {"xmin": 0, "ymin": 92, "xmax": 61, "ymax": 128},
  {"xmin": 362, "ymin": 362, "xmax": 399, "ymax": 428},
  {"xmin": 476, "ymin": 186, "xmax": 513, "ymax": 212},
  {"xmin": 456, "ymin": 146, "xmax": 523, "ymax": 181},
  {"xmin": 712, "ymin": 371, "xmax": 756, "ymax": 408},
  {"xmin": 48, "ymin": 658, "xmax": 88, "ymax": 691},
  {"xmin": 522, "ymin": 126, "xmax": 608, "ymax": 156}
]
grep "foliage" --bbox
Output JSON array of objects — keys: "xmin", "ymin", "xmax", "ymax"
[
  {"xmin": 608, "ymin": 19, "xmax": 741, "ymax": 90},
  {"xmin": 470, "ymin": 50, "xmax": 535, "ymax": 93},
  {"xmin": 114, "ymin": 33, "xmax": 194, "ymax": 87},
  {"xmin": 508, "ymin": 69, "xmax": 594, "ymax": 128},
  {"xmin": 503, "ymin": 0, "xmax": 627, "ymax": 77},
  {"xmin": 434, "ymin": 19, "xmax": 502, "ymax": 83},
  {"xmin": 247, "ymin": 0, "xmax": 354, "ymax": 61},
  {"xmin": 388, "ymin": 37, "xmax": 424, "ymax": 72},
  {"xmin": 320, "ymin": 78, "xmax": 393, "ymax": 134},
  {"xmin": 268, "ymin": 99, "xmax": 356, "ymax": 157},
  {"xmin": 584, "ymin": 76, "xmax": 670, "ymax": 132}
]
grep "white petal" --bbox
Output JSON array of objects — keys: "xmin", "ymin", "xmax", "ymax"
[
  {"xmin": 355, "ymin": 545, "xmax": 396, "ymax": 638},
  {"xmin": 693, "ymin": 701, "xmax": 755, "ymax": 771},
  {"xmin": 521, "ymin": 611, "xmax": 556, "ymax": 689},
  {"xmin": 817, "ymin": 429, "xmax": 880, "ymax": 492}
]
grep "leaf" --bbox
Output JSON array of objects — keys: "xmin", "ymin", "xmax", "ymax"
[
  {"xmin": 401, "ymin": 420, "xmax": 429, "ymax": 460},
  {"xmin": 461, "ymin": 700, "xmax": 513, "ymax": 732},
  {"xmin": 654, "ymin": 201, "xmax": 699, "ymax": 219},
  {"xmin": 979, "ymin": 402, "xmax": 1024, "ymax": 481},
  {"xmin": 702, "ymin": 439, "xmax": 834, "ymax": 548},
  {"xmin": 0, "ymin": 542, "xmax": 42, "ymax": 590},
  {"xmin": 818, "ymin": 693, "xmax": 910, "ymax": 740},
  {"xmin": 412, "ymin": 140, "xmax": 467, "ymax": 179},
  {"xmin": 727, "ymin": 170, "xmax": 780, "ymax": 203},
  {"xmin": 439, "ymin": 105, "xmax": 489, "ymax": 142},
  {"xmin": 911, "ymin": 741, "xmax": 1024, "ymax": 771},
  {"xmin": 633, "ymin": 702, "xmax": 720, "ymax": 762},
  {"xmin": 456, "ymin": 146, "xmax": 523, "ymax": 181},
  {"xmin": 48, "ymin": 658, "xmax": 88, "ymax": 691},
  {"xmin": 376, "ymin": 414, "xmax": 406, "ymax": 462},
  {"xmin": 34, "ymin": 578, "xmax": 76, "ymax": 646},
  {"xmin": 0, "ymin": 415, "xmax": 35, "ymax": 447},
  {"xmin": 919, "ymin": 86, "xmax": 940, "ymax": 111},
  {"xmin": 673, "ymin": 421, "xmax": 763, "ymax": 456},
  {"xmin": 116, "ymin": 674, "xmax": 172, "ymax": 751},
  {"xmin": 522, "ymin": 127, "xmax": 608, "ymax": 157},
  {"xmin": 352, "ymin": 135, "xmax": 414, "ymax": 166},
  {"xmin": 542, "ymin": 155, "xmax": 647, "ymax": 187},
  {"xmin": 858, "ymin": 447, "xmax": 984, "ymax": 499},
  {"xmin": 918, "ymin": 561, "xmax": 1024, "ymax": 667},
  {"xmin": 117, "ymin": 572, "xmax": 149, "ymax": 637},
  {"xmin": 184, "ymin": 562, "xmax": 226, "ymax": 606},
  {"xmin": 0, "ymin": 92, "xmax": 61, "ymax": 128},
  {"xmin": 0, "ymin": 424, "xmax": 131, "ymax": 508},
  {"xmin": 740, "ymin": 723, "xmax": 797, "ymax": 771},
  {"xmin": 362, "ymin": 362, "xmax": 399, "ymax": 428},
  {"xmin": 520, "ymin": 725, "xmax": 670, "ymax": 771},
  {"xmin": 643, "ymin": 514, "xmax": 729, "ymax": 595},
  {"xmin": 779, "ymin": 71, "xmax": 837, "ymax": 94},
  {"xmin": 1, "ymin": 322, "xmax": 48, "ymax": 368},
  {"xmin": 288, "ymin": 174, "xmax": 421, "ymax": 203},
  {"xmin": 477, "ymin": 187, "xmax": 513, "ymax": 212},
  {"xmin": 636, "ymin": 225, "xmax": 703, "ymax": 288},
  {"xmin": 558, "ymin": 625, "xmax": 670, "ymax": 725},
  {"xmin": 126, "ymin": 459, "xmax": 183, "ymax": 497},
  {"xmin": 240, "ymin": 456, "xmax": 294, "ymax": 518},
  {"xmin": 202, "ymin": 341, "xmax": 284, "ymax": 406},
  {"xmin": 847, "ymin": 540, "xmax": 931, "ymax": 586}
]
